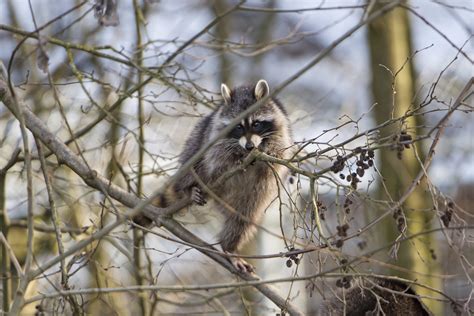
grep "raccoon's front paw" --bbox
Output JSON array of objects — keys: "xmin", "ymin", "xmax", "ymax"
[{"xmin": 191, "ymin": 186, "xmax": 207, "ymax": 206}]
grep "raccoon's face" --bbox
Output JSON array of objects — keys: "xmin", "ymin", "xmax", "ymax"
[{"xmin": 212, "ymin": 80, "xmax": 291, "ymax": 157}]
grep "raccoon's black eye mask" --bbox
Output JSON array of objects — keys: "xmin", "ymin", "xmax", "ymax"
[
  {"xmin": 252, "ymin": 120, "xmax": 274, "ymax": 135},
  {"xmin": 228, "ymin": 120, "xmax": 275, "ymax": 139},
  {"xmin": 229, "ymin": 124, "xmax": 244, "ymax": 138}
]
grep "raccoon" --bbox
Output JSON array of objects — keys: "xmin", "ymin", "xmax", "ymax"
[{"xmin": 172, "ymin": 79, "xmax": 293, "ymax": 272}]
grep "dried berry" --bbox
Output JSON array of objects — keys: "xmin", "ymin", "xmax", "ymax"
[
  {"xmin": 357, "ymin": 240, "xmax": 367, "ymax": 250},
  {"xmin": 335, "ymin": 239, "xmax": 344, "ymax": 248},
  {"xmin": 286, "ymin": 259, "xmax": 293, "ymax": 268},
  {"xmin": 368, "ymin": 159, "xmax": 374, "ymax": 167},
  {"xmin": 339, "ymin": 173, "xmax": 345, "ymax": 180},
  {"xmin": 356, "ymin": 168, "xmax": 364, "ymax": 177},
  {"xmin": 397, "ymin": 217, "xmax": 406, "ymax": 232},
  {"xmin": 344, "ymin": 281, "xmax": 351, "ymax": 289},
  {"xmin": 441, "ymin": 214, "xmax": 451, "ymax": 227},
  {"xmin": 368, "ymin": 149, "xmax": 375, "ymax": 158},
  {"xmin": 399, "ymin": 133, "xmax": 412, "ymax": 142},
  {"xmin": 331, "ymin": 159, "xmax": 345, "ymax": 173}
]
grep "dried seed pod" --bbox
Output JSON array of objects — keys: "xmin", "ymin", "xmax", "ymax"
[
  {"xmin": 358, "ymin": 240, "xmax": 367, "ymax": 249},
  {"xmin": 441, "ymin": 214, "xmax": 450, "ymax": 227}
]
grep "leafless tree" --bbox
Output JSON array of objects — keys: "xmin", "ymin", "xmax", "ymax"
[{"xmin": 0, "ymin": 1, "xmax": 472, "ymax": 315}]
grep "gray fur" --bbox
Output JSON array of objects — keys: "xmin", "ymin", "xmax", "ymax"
[
  {"xmin": 176, "ymin": 80, "xmax": 293, "ymax": 255},
  {"xmin": 322, "ymin": 278, "xmax": 432, "ymax": 316}
]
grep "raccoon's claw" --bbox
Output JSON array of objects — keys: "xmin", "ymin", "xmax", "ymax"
[
  {"xmin": 231, "ymin": 257, "xmax": 254, "ymax": 273},
  {"xmin": 191, "ymin": 186, "xmax": 207, "ymax": 206}
]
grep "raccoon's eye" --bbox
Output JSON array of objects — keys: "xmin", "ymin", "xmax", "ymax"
[
  {"xmin": 229, "ymin": 124, "xmax": 244, "ymax": 138},
  {"xmin": 252, "ymin": 120, "xmax": 266, "ymax": 132},
  {"xmin": 252, "ymin": 120, "xmax": 274, "ymax": 134}
]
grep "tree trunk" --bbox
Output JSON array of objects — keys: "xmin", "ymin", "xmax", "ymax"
[{"xmin": 367, "ymin": 3, "xmax": 441, "ymax": 314}]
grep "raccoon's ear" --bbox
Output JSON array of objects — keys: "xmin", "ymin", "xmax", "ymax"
[
  {"xmin": 255, "ymin": 79, "xmax": 270, "ymax": 100},
  {"xmin": 221, "ymin": 83, "xmax": 232, "ymax": 105}
]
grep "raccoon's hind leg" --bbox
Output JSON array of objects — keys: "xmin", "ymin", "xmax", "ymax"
[
  {"xmin": 225, "ymin": 251, "xmax": 254, "ymax": 273},
  {"xmin": 220, "ymin": 217, "xmax": 255, "ymax": 273}
]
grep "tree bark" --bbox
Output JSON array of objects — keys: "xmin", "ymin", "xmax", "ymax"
[{"xmin": 367, "ymin": 3, "xmax": 441, "ymax": 313}]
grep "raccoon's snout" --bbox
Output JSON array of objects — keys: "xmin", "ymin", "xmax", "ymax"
[{"xmin": 239, "ymin": 135, "xmax": 262, "ymax": 151}]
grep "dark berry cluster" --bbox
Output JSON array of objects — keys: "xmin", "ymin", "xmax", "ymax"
[
  {"xmin": 343, "ymin": 197, "xmax": 353, "ymax": 214},
  {"xmin": 285, "ymin": 247, "xmax": 300, "ymax": 268},
  {"xmin": 441, "ymin": 201, "xmax": 454, "ymax": 227},
  {"xmin": 331, "ymin": 155, "xmax": 346, "ymax": 173},
  {"xmin": 335, "ymin": 223, "xmax": 349, "ymax": 248},
  {"xmin": 392, "ymin": 130, "xmax": 413, "ymax": 159},
  {"xmin": 336, "ymin": 224, "xmax": 349, "ymax": 237},
  {"xmin": 313, "ymin": 200, "xmax": 327, "ymax": 221},
  {"xmin": 334, "ymin": 148, "xmax": 375, "ymax": 189},
  {"xmin": 336, "ymin": 276, "xmax": 352, "ymax": 289},
  {"xmin": 392, "ymin": 208, "xmax": 406, "ymax": 232}
]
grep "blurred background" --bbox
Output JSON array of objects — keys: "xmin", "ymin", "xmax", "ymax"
[{"xmin": 0, "ymin": 0, "xmax": 473, "ymax": 315}]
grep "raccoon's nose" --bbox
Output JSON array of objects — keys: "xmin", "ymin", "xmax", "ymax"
[{"xmin": 245, "ymin": 142, "xmax": 255, "ymax": 151}]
